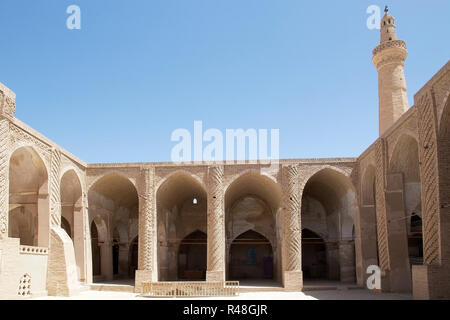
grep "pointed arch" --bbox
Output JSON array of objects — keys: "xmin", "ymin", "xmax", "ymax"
[
  {"xmin": 225, "ymin": 170, "xmax": 281, "ymax": 212},
  {"xmin": 301, "ymin": 167, "xmax": 358, "ymax": 283},
  {"xmin": 157, "ymin": 171, "xmax": 207, "ymax": 281},
  {"xmin": 225, "ymin": 170, "xmax": 281, "ymax": 283},
  {"xmin": 9, "ymin": 146, "xmax": 49, "ymax": 246}
]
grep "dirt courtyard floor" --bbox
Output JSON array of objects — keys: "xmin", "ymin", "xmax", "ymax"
[{"xmin": 31, "ymin": 289, "xmax": 411, "ymax": 300}]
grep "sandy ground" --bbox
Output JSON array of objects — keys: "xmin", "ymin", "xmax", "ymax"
[{"xmin": 31, "ymin": 289, "xmax": 411, "ymax": 300}]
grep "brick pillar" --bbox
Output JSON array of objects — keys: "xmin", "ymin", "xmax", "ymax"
[
  {"xmin": 82, "ymin": 192, "xmax": 93, "ymax": 284},
  {"xmin": 374, "ymin": 139, "xmax": 391, "ymax": 291},
  {"xmin": 374, "ymin": 139, "xmax": 411, "ymax": 293},
  {"xmin": 325, "ymin": 241, "xmax": 340, "ymax": 280},
  {"xmin": 49, "ymin": 149, "xmax": 62, "ymax": 228},
  {"xmin": 0, "ymin": 84, "xmax": 15, "ymax": 238},
  {"xmin": 0, "ymin": 118, "xmax": 10, "ymax": 240},
  {"xmin": 355, "ymin": 204, "xmax": 378, "ymax": 287},
  {"xmin": 413, "ymin": 89, "xmax": 450, "ymax": 299},
  {"xmin": 206, "ymin": 165, "xmax": 226, "ymax": 281},
  {"xmin": 168, "ymin": 241, "xmax": 178, "ymax": 280},
  {"xmin": 73, "ymin": 201, "xmax": 89, "ymax": 283},
  {"xmin": 100, "ymin": 241, "xmax": 113, "ymax": 280},
  {"xmin": 46, "ymin": 149, "xmax": 80, "ymax": 296},
  {"xmin": 384, "ymin": 173, "xmax": 411, "ymax": 292},
  {"xmin": 118, "ymin": 243, "xmax": 129, "ymax": 278},
  {"xmin": 281, "ymin": 164, "xmax": 302, "ymax": 290},
  {"xmin": 135, "ymin": 167, "xmax": 157, "ymax": 292},
  {"xmin": 0, "ymin": 82, "xmax": 16, "ymax": 229},
  {"xmin": 339, "ymin": 240, "xmax": 356, "ymax": 283}
]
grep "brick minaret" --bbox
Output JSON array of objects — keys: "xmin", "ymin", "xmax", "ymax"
[{"xmin": 372, "ymin": 7, "xmax": 409, "ymax": 136}]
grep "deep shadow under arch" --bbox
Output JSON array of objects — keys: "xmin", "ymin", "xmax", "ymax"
[
  {"xmin": 229, "ymin": 230, "xmax": 274, "ymax": 280},
  {"xmin": 90, "ymin": 221, "xmax": 101, "ymax": 276},
  {"xmin": 178, "ymin": 230, "xmax": 207, "ymax": 280},
  {"xmin": 129, "ymin": 236, "xmax": 138, "ymax": 279},
  {"xmin": 302, "ymin": 229, "xmax": 327, "ymax": 280}
]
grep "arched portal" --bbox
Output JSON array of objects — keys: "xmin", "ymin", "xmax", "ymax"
[
  {"xmin": 88, "ymin": 173, "xmax": 139, "ymax": 282},
  {"xmin": 178, "ymin": 231, "xmax": 207, "ymax": 280},
  {"xmin": 8, "ymin": 146, "xmax": 48, "ymax": 246},
  {"xmin": 225, "ymin": 171, "xmax": 281, "ymax": 283},
  {"xmin": 302, "ymin": 229, "xmax": 327, "ymax": 280},
  {"xmin": 301, "ymin": 168, "xmax": 358, "ymax": 283},
  {"xmin": 229, "ymin": 230, "xmax": 273, "ymax": 280},
  {"xmin": 157, "ymin": 172, "xmax": 207, "ymax": 281},
  {"xmin": 60, "ymin": 170, "xmax": 82, "ymax": 239}
]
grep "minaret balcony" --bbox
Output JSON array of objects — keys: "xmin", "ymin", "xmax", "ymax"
[{"xmin": 372, "ymin": 40, "xmax": 407, "ymax": 56}]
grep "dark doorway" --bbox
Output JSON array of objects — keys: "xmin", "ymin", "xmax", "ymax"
[
  {"xmin": 229, "ymin": 230, "xmax": 273, "ymax": 280},
  {"xmin": 409, "ymin": 214, "xmax": 423, "ymax": 265},
  {"xmin": 129, "ymin": 237, "xmax": 138, "ymax": 279},
  {"xmin": 178, "ymin": 231, "xmax": 207, "ymax": 280},
  {"xmin": 302, "ymin": 229, "xmax": 327, "ymax": 280},
  {"xmin": 113, "ymin": 239, "xmax": 119, "ymax": 276},
  {"xmin": 91, "ymin": 221, "xmax": 101, "ymax": 276}
]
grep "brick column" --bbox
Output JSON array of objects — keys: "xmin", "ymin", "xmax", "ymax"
[
  {"xmin": 135, "ymin": 167, "xmax": 157, "ymax": 292},
  {"xmin": 82, "ymin": 192, "xmax": 93, "ymax": 283},
  {"xmin": 47, "ymin": 148, "xmax": 80, "ymax": 296},
  {"xmin": 49, "ymin": 149, "xmax": 62, "ymax": 228},
  {"xmin": 206, "ymin": 165, "xmax": 226, "ymax": 281},
  {"xmin": 325, "ymin": 241, "xmax": 340, "ymax": 280},
  {"xmin": 374, "ymin": 139, "xmax": 391, "ymax": 291},
  {"xmin": 413, "ymin": 89, "xmax": 450, "ymax": 299},
  {"xmin": 116, "ymin": 243, "xmax": 129, "ymax": 278},
  {"xmin": 73, "ymin": 201, "xmax": 87, "ymax": 282},
  {"xmin": 100, "ymin": 241, "xmax": 113, "ymax": 280},
  {"xmin": 1, "ymin": 84, "xmax": 16, "ymax": 240},
  {"xmin": 339, "ymin": 240, "xmax": 356, "ymax": 283},
  {"xmin": 0, "ymin": 118, "xmax": 10, "ymax": 240},
  {"xmin": 281, "ymin": 164, "xmax": 302, "ymax": 290},
  {"xmin": 355, "ymin": 204, "xmax": 378, "ymax": 286},
  {"xmin": 374, "ymin": 139, "xmax": 411, "ymax": 293}
]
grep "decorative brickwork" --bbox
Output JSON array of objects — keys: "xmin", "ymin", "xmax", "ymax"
[
  {"xmin": 207, "ymin": 165, "xmax": 225, "ymax": 278},
  {"xmin": 138, "ymin": 167, "xmax": 155, "ymax": 271},
  {"xmin": 18, "ymin": 274, "xmax": 31, "ymax": 297},
  {"xmin": 374, "ymin": 139, "xmax": 390, "ymax": 272},
  {"xmin": 282, "ymin": 164, "xmax": 302, "ymax": 272},
  {"xmin": 0, "ymin": 84, "xmax": 16, "ymax": 118},
  {"xmin": 0, "ymin": 119, "xmax": 9, "ymax": 239},
  {"xmin": 50, "ymin": 149, "xmax": 62, "ymax": 228},
  {"xmin": 417, "ymin": 90, "xmax": 442, "ymax": 265}
]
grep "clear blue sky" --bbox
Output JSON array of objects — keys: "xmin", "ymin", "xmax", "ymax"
[{"xmin": 1, "ymin": 1, "xmax": 449, "ymax": 163}]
